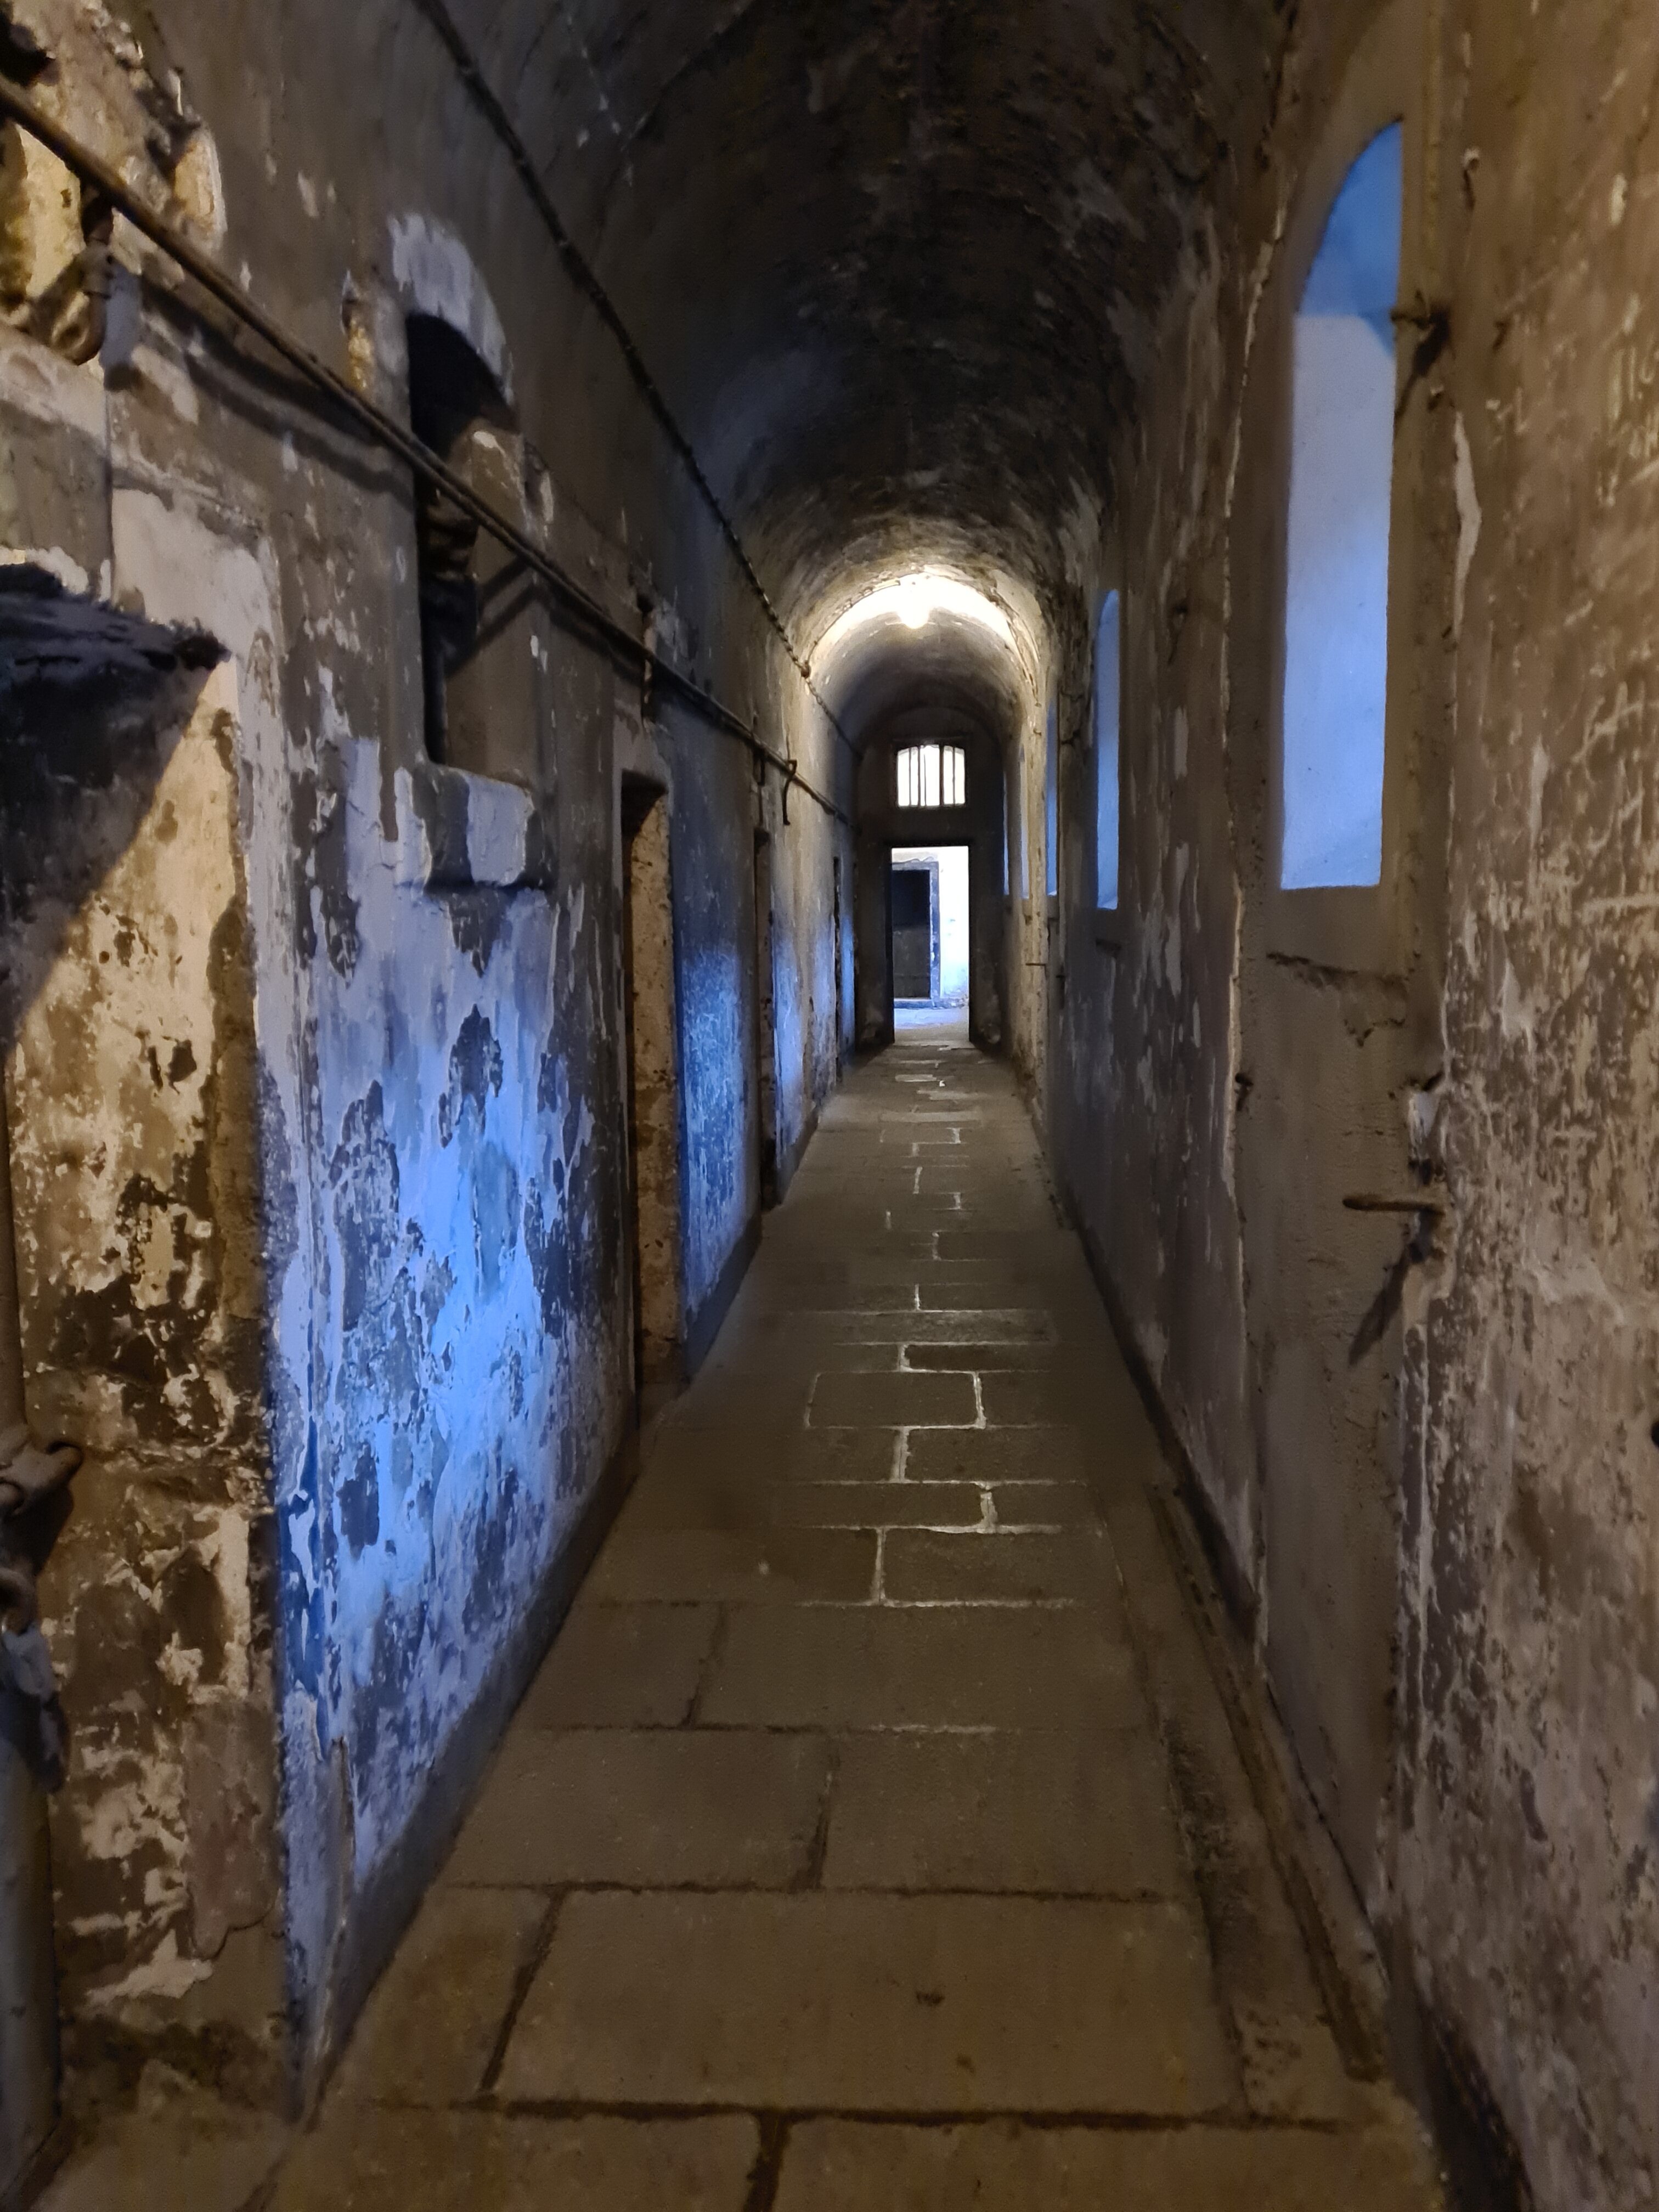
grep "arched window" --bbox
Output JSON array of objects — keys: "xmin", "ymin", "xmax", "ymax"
[
  {"xmin": 1094, "ymin": 592, "xmax": 1121, "ymax": 911},
  {"xmin": 1280, "ymin": 124, "xmax": 1402, "ymax": 890},
  {"xmin": 895, "ymin": 742, "xmax": 965, "ymax": 809},
  {"xmin": 1044, "ymin": 703, "xmax": 1058, "ymax": 899}
]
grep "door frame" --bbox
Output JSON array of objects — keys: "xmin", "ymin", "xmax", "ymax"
[{"xmin": 884, "ymin": 837, "xmax": 974, "ymax": 1030}]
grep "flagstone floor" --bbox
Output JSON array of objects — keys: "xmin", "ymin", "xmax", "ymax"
[{"xmin": 47, "ymin": 1030, "xmax": 1444, "ymax": 2210}]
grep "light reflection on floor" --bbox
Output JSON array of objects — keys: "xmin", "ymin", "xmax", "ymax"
[{"xmin": 894, "ymin": 1002, "xmax": 970, "ymax": 1039}]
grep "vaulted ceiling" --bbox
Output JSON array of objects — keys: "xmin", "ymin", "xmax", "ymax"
[{"xmin": 442, "ymin": 0, "xmax": 1283, "ymax": 640}]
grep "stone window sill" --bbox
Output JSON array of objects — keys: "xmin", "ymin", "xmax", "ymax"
[{"xmin": 393, "ymin": 761, "xmax": 554, "ymax": 894}]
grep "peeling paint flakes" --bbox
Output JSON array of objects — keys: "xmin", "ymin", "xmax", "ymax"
[
  {"xmin": 289, "ymin": 1500, "xmax": 320, "ymax": 1601},
  {"xmin": 158, "ymin": 1635, "xmax": 205, "ymax": 1692},
  {"xmin": 1500, "ymin": 956, "xmax": 1535, "ymax": 1044},
  {"xmin": 1454, "ymin": 414, "xmax": 1482, "ymax": 637},
  {"xmin": 85, "ymin": 1930, "xmax": 214, "ymax": 2010},
  {"xmin": 204, "ymin": 1509, "xmax": 253, "ymax": 1699},
  {"xmin": 80, "ymin": 1768, "xmax": 183, "ymax": 1872}
]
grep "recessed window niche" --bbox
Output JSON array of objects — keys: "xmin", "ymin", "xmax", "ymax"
[{"xmin": 1280, "ymin": 123, "xmax": 1402, "ymax": 891}]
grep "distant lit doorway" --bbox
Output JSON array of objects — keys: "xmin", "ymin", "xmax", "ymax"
[{"xmin": 889, "ymin": 844, "xmax": 969, "ymax": 1036}]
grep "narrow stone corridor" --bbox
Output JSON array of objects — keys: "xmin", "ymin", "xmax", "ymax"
[
  {"xmin": 97, "ymin": 1032, "xmax": 1440, "ymax": 2210},
  {"xmin": 5, "ymin": 4, "xmax": 1659, "ymax": 2201}
]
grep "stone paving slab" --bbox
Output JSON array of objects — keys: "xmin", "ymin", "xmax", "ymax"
[
  {"xmin": 907, "ymin": 1426, "xmax": 1091, "ymax": 1483},
  {"xmin": 823, "ymin": 1729, "xmax": 1189, "ymax": 1898},
  {"xmin": 699, "ymin": 1605, "xmax": 1143, "ymax": 1730},
  {"xmin": 904, "ymin": 1339, "xmax": 1071, "ymax": 1370},
  {"xmin": 771, "ymin": 2118, "xmax": 1443, "ymax": 2210},
  {"xmin": 269, "ymin": 2111, "xmax": 759, "ymax": 2210},
  {"xmin": 587, "ymin": 1524, "xmax": 878, "ymax": 1603},
  {"xmin": 916, "ymin": 1272, "xmax": 1074, "ymax": 1311},
  {"xmin": 497, "ymin": 1892, "xmax": 1238, "ymax": 2115},
  {"xmin": 1096, "ymin": 1484, "xmax": 1361, "ymax": 2121},
  {"xmin": 39, "ymin": 2075, "xmax": 290, "ymax": 2212},
  {"xmin": 881, "ymin": 1527, "xmax": 1114, "ymax": 1605},
  {"xmin": 645, "ymin": 1424, "xmax": 899, "ymax": 1484},
  {"xmin": 984, "ymin": 1480, "xmax": 1097, "ymax": 1525},
  {"xmin": 809, "ymin": 1369, "xmax": 979, "ymax": 1427},
  {"xmin": 446, "ymin": 1729, "xmax": 831, "ymax": 1889},
  {"xmin": 669, "ymin": 1376, "xmax": 820, "ymax": 1427},
  {"xmin": 515, "ymin": 1600, "xmax": 719, "ymax": 1728},
  {"xmin": 979, "ymin": 1369, "xmax": 1118, "ymax": 1425},
  {"xmin": 334, "ymin": 1885, "xmax": 547, "ymax": 2104},
  {"xmin": 733, "ymin": 1308, "xmax": 1056, "ymax": 1345},
  {"xmin": 699, "ymin": 1340, "xmax": 907, "ymax": 1381},
  {"xmin": 624, "ymin": 1469, "xmax": 988, "ymax": 1532}
]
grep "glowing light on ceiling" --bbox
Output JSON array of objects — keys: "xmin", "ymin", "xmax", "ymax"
[
  {"xmin": 899, "ymin": 580, "xmax": 930, "ymax": 630},
  {"xmin": 812, "ymin": 571, "xmax": 1021, "ymax": 664}
]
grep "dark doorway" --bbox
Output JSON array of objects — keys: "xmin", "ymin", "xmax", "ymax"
[
  {"xmin": 754, "ymin": 832, "xmax": 778, "ymax": 1206},
  {"xmin": 891, "ymin": 864, "xmax": 936, "ymax": 1001},
  {"xmin": 1, "ymin": 1087, "xmax": 57, "ymax": 2197}
]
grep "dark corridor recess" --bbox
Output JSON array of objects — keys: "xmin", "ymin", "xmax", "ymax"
[{"xmin": 891, "ymin": 866, "xmax": 935, "ymax": 1001}]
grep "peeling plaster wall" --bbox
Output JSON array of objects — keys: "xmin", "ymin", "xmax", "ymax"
[
  {"xmin": 3, "ymin": 647, "xmax": 285, "ymax": 2089},
  {"xmin": 1399, "ymin": 7, "xmax": 1659, "ymax": 2202},
  {"xmin": 0, "ymin": 0, "xmax": 853, "ymax": 2115},
  {"xmin": 1046, "ymin": 3, "xmax": 1659, "ymax": 2205}
]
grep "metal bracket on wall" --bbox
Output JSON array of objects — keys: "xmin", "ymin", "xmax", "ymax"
[{"xmin": 0, "ymin": 78, "xmax": 854, "ymax": 833}]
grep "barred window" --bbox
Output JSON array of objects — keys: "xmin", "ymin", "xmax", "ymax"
[{"xmin": 896, "ymin": 743, "xmax": 966, "ymax": 809}]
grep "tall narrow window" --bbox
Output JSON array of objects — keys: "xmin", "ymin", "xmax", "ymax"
[
  {"xmin": 1095, "ymin": 592, "xmax": 1121, "ymax": 910},
  {"xmin": 1044, "ymin": 703, "xmax": 1058, "ymax": 899},
  {"xmin": 896, "ymin": 743, "xmax": 966, "ymax": 809},
  {"xmin": 1280, "ymin": 125, "xmax": 1402, "ymax": 889}
]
